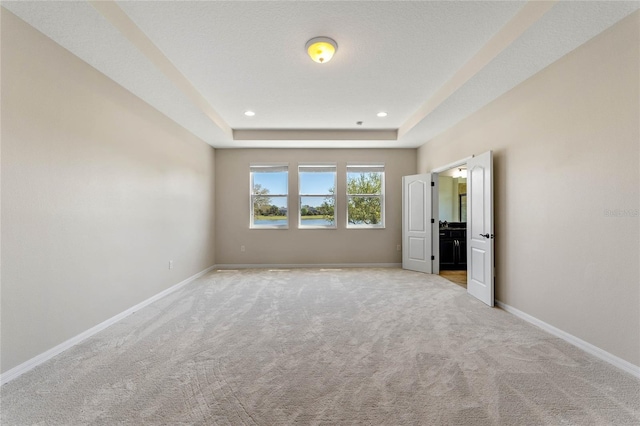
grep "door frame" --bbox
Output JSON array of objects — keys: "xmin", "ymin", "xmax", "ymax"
[{"xmin": 430, "ymin": 156, "xmax": 473, "ymax": 274}]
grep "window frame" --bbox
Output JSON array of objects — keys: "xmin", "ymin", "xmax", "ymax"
[
  {"xmin": 346, "ymin": 164, "xmax": 385, "ymax": 229},
  {"xmin": 298, "ymin": 163, "xmax": 337, "ymax": 229},
  {"xmin": 250, "ymin": 163, "xmax": 289, "ymax": 229}
]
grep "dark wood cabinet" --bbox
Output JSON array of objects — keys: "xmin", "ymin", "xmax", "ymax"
[
  {"xmin": 439, "ymin": 228, "xmax": 467, "ymax": 270},
  {"xmin": 458, "ymin": 238, "xmax": 467, "ymax": 266}
]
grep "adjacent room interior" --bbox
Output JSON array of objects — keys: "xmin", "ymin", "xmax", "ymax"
[
  {"xmin": 438, "ymin": 166, "xmax": 469, "ymax": 288},
  {"xmin": 1, "ymin": 1, "xmax": 639, "ymax": 424}
]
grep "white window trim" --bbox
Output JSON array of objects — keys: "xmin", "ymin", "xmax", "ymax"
[
  {"xmin": 346, "ymin": 164, "xmax": 385, "ymax": 229},
  {"xmin": 298, "ymin": 163, "xmax": 337, "ymax": 229},
  {"xmin": 250, "ymin": 163, "xmax": 289, "ymax": 229}
]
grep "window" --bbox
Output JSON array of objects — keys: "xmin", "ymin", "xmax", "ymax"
[
  {"xmin": 298, "ymin": 164, "xmax": 336, "ymax": 228},
  {"xmin": 250, "ymin": 165, "xmax": 288, "ymax": 228},
  {"xmin": 346, "ymin": 164, "xmax": 385, "ymax": 228}
]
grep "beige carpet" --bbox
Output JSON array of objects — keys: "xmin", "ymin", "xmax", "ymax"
[{"xmin": 1, "ymin": 268, "xmax": 639, "ymax": 425}]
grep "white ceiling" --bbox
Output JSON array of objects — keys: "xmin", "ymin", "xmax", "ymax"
[{"xmin": 4, "ymin": 1, "xmax": 639, "ymax": 149}]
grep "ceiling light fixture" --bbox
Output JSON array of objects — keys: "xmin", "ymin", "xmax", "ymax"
[
  {"xmin": 244, "ymin": 110, "xmax": 255, "ymax": 117},
  {"xmin": 454, "ymin": 168, "xmax": 467, "ymax": 178},
  {"xmin": 305, "ymin": 37, "xmax": 337, "ymax": 64},
  {"xmin": 377, "ymin": 112, "xmax": 388, "ymax": 117}
]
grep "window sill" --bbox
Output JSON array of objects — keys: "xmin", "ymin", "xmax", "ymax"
[
  {"xmin": 299, "ymin": 226, "xmax": 337, "ymax": 230},
  {"xmin": 250, "ymin": 226, "xmax": 289, "ymax": 230}
]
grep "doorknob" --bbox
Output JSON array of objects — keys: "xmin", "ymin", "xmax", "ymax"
[{"xmin": 479, "ymin": 233, "xmax": 490, "ymax": 238}]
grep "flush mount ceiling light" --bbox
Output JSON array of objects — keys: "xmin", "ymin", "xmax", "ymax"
[
  {"xmin": 377, "ymin": 112, "xmax": 388, "ymax": 117},
  {"xmin": 305, "ymin": 37, "xmax": 337, "ymax": 64},
  {"xmin": 244, "ymin": 110, "xmax": 256, "ymax": 117}
]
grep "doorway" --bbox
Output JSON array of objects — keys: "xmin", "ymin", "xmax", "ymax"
[
  {"xmin": 402, "ymin": 151, "xmax": 494, "ymax": 306},
  {"xmin": 437, "ymin": 166, "xmax": 468, "ymax": 288}
]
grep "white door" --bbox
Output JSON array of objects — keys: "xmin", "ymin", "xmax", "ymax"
[
  {"xmin": 467, "ymin": 151, "xmax": 494, "ymax": 306},
  {"xmin": 402, "ymin": 174, "xmax": 432, "ymax": 273}
]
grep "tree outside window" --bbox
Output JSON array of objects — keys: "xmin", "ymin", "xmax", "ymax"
[
  {"xmin": 250, "ymin": 165, "xmax": 288, "ymax": 228},
  {"xmin": 346, "ymin": 165, "xmax": 384, "ymax": 228},
  {"xmin": 299, "ymin": 165, "xmax": 336, "ymax": 228}
]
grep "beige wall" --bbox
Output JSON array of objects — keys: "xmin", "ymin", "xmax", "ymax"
[
  {"xmin": 1, "ymin": 10, "xmax": 216, "ymax": 373},
  {"xmin": 215, "ymin": 149, "xmax": 416, "ymax": 265},
  {"xmin": 418, "ymin": 12, "xmax": 640, "ymax": 366},
  {"xmin": 439, "ymin": 176, "xmax": 454, "ymax": 221}
]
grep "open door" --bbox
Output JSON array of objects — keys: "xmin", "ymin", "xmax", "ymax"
[
  {"xmin": 467, "ymin": 151, "xmax": 494, "ymax": 306},
  {"xmin": 402, "ymin": 174, "xmax": 432, "ymax": 273}
]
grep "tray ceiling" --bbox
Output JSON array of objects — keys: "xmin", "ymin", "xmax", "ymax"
[{"xmin": 3, "ymin": 1, "xmax": 639, "ymax": 148}]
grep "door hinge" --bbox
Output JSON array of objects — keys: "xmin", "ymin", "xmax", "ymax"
[
  {"xmin": 431, "ymin": 182, "xmax": 435, "ymax": 187},
  {"xmin": 431, "ymin": 218, "xmax": 435, "ymax": 224},
  {"xmin": 431, "ymin": 255, "xmax": 435, "ymax": 260}
]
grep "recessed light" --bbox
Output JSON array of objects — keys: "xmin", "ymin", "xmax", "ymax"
[
  {"xmin": 244, "ymin": 110, "xmax": 255, "ymax": 117},
  {"xmin": 377, "ymin": 112, "xmax": 388, "ymax": 117}
]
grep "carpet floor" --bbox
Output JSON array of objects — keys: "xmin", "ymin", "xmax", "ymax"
[{"xmin": 1, "ymin": 268, "xmax": 639, "ymax": 425}]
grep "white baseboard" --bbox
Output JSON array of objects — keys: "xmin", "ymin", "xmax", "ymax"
[
  {"xmin": 496, "ymin": 300, "xmax": 640, "ymax": 379},
  {"xmin": 214, "ymin": 263, "xmax": 402, "ymax": 269},
  {"xmin": 0, "ymin": 265, "xmax": 216, "ymax": 386}
]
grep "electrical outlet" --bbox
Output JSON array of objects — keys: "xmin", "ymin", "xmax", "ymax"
[
  {"xmin": 169, "ymin": 260, "xmax": 173, "ymax": 270},
  {"xmin": 396, "ymin": 244, "xmax": 401, "ymax": 252},
  {"xmin": 240, "ymin": 245, "xmax": 246, "ymax": 252}
]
